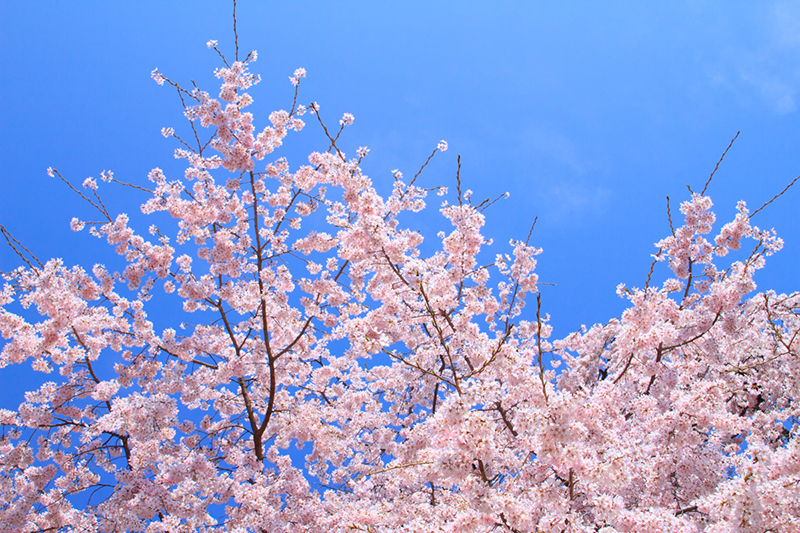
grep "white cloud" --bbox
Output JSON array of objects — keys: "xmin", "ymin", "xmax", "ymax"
[
  {"xmin": 539, "ymin": 181, "xmax": 611, "ymax": 224},
  {"xmin": 525, "ymin": 127, "xmax": 586, "ymax": 174},
  {"xmin": 714, "ymin": 2, "xmax": 800, "ymax": 114},
  {"xmin": 513, "ymin": 126, "xmax": 610, "ymax": 224}
]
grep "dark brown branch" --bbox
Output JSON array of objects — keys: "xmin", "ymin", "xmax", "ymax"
[
  {"xmin": 418, "ymin": 281, "xmax": 462, "ymax": 394},
  {"xmin": 496, "ymin": 402, "xmax": 518, "ymax": 437},
  {"xmin": 680, "ymin": 258, "xmax": 693, "ymax": 308},
  {"xmin": 662, "ymin": 310, "xmax": 722, "ymax": 351},
  {"xmin": 535, "ymin": 293, "xmax": 549, "ymax": 403},
  {"xmin": 476, "ymin": 459, "xmax": 490, "ymax": 483},
  {"xmin": 613, "ymin": 352, "xmax": 636, "ymax": 385},
  {"xmin": 71, "ymin": 327, "xmax": 132, "ymax": 466},
  {"xmin": 248, "ymin": 170, "xmax": 278, "ymax": 461},
  {"xmin": 275, "ymin": 316, "xmax": 314, "ymax": 360}
]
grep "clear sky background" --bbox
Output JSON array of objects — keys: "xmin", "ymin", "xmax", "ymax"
[{"xmin": 1, "ymin": 2, "xmax": 799, "ymax": 405}]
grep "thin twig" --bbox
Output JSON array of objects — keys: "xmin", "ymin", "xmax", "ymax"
[
  {"xmin": 410, "ymin": 148, "xmax": 437, "ymax": 188},
  {"xmin": 233, "ymin": 0, "xmax": 239, "ymax": 62},
  {"xmin": 643, "ymin": 248, "xmax": 662, "ymax": 294},
  {"xmin": 476, "ymin": 191, "xmax": 511, "ymax": 213},
  {"xmin": 525, "ymin": 217, "xmax": 538, "ymax": 246},
  {"xmin": 535, "ymin": 293, "xmax": 549, "ymax": 404},
  {"xmin": 701, "ymin": 131, "xmax": 739, "ymax": 195},
  {"xmin": 312, "ymin": 105, "xmax": 345, "ymax": 161},
  {"xmin": 750, "ymin": 174, "xmax": 800, "ymax": 219},
  {"xmin": 496, "ymin": 401, "xmax": 518, "ymax": 437},
  {"xmin": 455, "ymin": 155, "xmax": 463, "ymax": 206},
  {"xmin": 666, "ymin": 196, "xmax": 675, "ymax": 237},
  {"xmin": 109, "ymin": 177, "xmax": 153, "ymax": 194},
  {"xmin": 613, "ymin": 352, "xmax": 635, "ymax": 384},
  {"xmin": 51, "ymin": 169, "xmax": 110, "ymax": 220},
  {"xmin": 1, "ymin": 225, "xmax": 43, "ymax": 270}
]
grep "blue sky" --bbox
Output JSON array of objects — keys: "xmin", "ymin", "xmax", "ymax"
[{"xmin": 1, "ymin": 2, "xmax": 799, "ymax": 403}]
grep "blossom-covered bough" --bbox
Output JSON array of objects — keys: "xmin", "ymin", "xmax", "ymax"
[{"xmin": 1, "ymin": 17, "xmax": 799, "ymax": 533}]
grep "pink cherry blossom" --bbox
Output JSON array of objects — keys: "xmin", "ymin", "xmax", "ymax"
[
  {"xmin": 1, "ymin": 28, "xmax": 798, "ymax": 533},
  {"xmin": 340, "ymin": 113, "xmax": 354, "ymax": 126}
]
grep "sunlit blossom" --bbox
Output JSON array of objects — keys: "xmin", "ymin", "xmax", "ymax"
[{"xmin": 3, "ymin": 27, "xmax": 798, "ymax": 533}]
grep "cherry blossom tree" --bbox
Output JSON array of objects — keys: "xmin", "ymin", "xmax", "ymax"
[{"xmin": 1, "ymin": 20, "xmax": 799, "ymax": 533}]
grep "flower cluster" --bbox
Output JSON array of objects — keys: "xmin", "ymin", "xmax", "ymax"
[{"xmin": 1, "ymin": 36, "xmax": 798, "ymax": 533}]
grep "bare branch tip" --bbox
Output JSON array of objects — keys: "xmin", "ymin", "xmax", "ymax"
[{"xmin": 701, "ymin": 130, "xmax": 740, "ymax": 195}]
